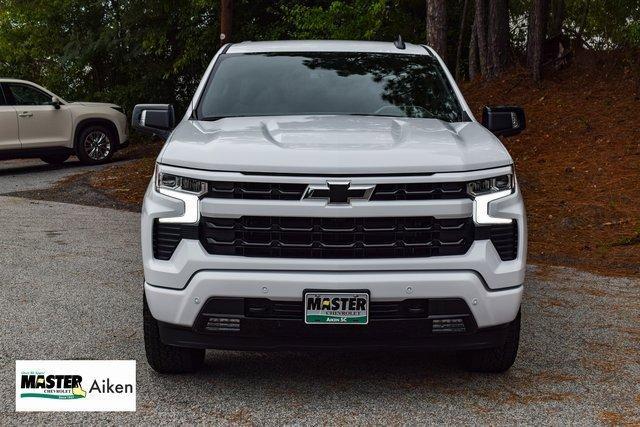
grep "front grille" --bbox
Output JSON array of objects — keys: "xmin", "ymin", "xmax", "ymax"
[
  {"xmin": 199, "ymin": 216, "xmax": 474, "ymax": 259},
  {"xmin": 153, "ymin": 219, "xmax": 518, "ymax": 261},
  {"xmin": 205, "ymin": 181, "xmax": 469, "ymax": 201}
]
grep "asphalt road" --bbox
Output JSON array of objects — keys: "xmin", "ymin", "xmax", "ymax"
[
  {"xmin": 0, "ymin": 158, "xmax": 115, "ymax": 194},
  {"xmin": 0, "ymin": 163, "xmax": 639, "ymax": 424}
]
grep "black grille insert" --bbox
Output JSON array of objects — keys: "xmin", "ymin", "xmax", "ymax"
[
  {"xmin": 475, "ymin": 221, "xmax": 518, "ymax": 261},
  {"xmin": 200, "ymin": 216, "xmax": 474, "ymax": 259},
  {"xmin": 152, "ymin": 221, "xmax": 198, "ymax": 260},
  {"xmin": 489, "ymin": 222, "xmax": 518, "ymax": 261},
  {"xmin": 371, "ymin": 182, "xmax": 467, "ymax": 200},
  {"xmin": 208, "ymin": 181, "xmax": 307, "ymax": 200}
]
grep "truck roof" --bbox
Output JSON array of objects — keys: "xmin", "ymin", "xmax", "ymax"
[
  {"xmin": 226, "ymin": 40, "xmax": 432, "ymax": 55},
  {"xmin": 0, "ymin": 78, "xmax": 35, "ymax": 84}
]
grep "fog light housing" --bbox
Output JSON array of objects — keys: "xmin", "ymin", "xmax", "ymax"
[
  {"xmin": 432, "ymin": 318, "xmax": 466, "ymax": 334},
  {"xmin": 204, "ymin": 317, "xmax": 241, "ymax": 333}
]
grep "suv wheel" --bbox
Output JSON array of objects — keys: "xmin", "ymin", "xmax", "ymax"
[
  {"xmin": 459, "ymin": 311, "xmax": 521, "ymax": 373},
  {"xmin": 40, "ymin": 153, "xmax": 70, "ymax": 165},
  {"xmin": 143, "ymin": 293, "xmax": 205, "ymax": 374},
  {"xmin": 75, "ymin": 125, "xmax": 115, "ymax": 165}
]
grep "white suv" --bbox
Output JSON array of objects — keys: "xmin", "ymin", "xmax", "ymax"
[
  {"xmin": 134, "ymin": 40, "xmax": 527, "ymax": 374},
  {"xmin": 0, "ymin": 79, "xmax": 128, "ymax": 164}
]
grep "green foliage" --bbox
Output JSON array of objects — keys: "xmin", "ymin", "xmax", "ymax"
[
  {"xmin": 284, "ymin": 0, "xmax": 389, "ymax": 40},
  {"xmin": 564, "ymin": 0, "xmax": 640, "ymax": 48},
  {"xmin": 282, "ymin": 0, "xmax": 424, "ymax": 42},
  {"xmin": 0, "ymin": 0, "xmax": 638, "ymax": 113},
  {"xmin": 0, "ymin": 0, "xmax": 220, "ymax": 114}
]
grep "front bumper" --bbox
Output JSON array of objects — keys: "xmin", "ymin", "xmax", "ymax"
[
  {"xmin": 157, "ymin": 317, "xmax": 514, "ymax": 351},
  {"xmin": 145, "ymin": 270, "xmax": 522, "ymax": 329}
]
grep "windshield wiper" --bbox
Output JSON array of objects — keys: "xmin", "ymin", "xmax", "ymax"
[
  {"xmin": 199, "ymin": 116, "xmax": 229, "ymax": 121},
  {"xmin": 343, "ymin": 113, "xmax": 406, "ymax": 118}
]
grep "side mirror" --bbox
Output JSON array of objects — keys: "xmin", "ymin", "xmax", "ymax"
[
  {"xmin": 132, "ymin": 104, "xmax": 175, "ymax": 140},
  {"xmin": 482, "ymin": 106, "xmax": 526, "ymax": 137},
  {"xmin": 51, "ymin": 96, "xmax": 61, "ymax": 110}
]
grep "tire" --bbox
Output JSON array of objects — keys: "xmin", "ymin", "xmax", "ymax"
[
  {"xmin": 75, "ymin": 125, "xmax": 115, "ymax": 165},
  {"xmin": 40, "ymin": 153, "xmax": 70, "ymax": 165},
  {"xmin": 143, "ymin": 293, "xmax": 205, "ymax": 374},
  {"xmin": 459, "ymin": 311, "xmax": 521, "ymax": 373}
]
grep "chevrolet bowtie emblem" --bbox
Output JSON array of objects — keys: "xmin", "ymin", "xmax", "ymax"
[{"xmin": 302, "ymin": 181, "xmax": 375, "ymax": 204}]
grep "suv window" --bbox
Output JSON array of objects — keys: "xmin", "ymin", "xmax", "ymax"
[
  {"xmin": 197, "ymin": 52, "xmax": 464, "ymax": 122},
  {"xmin": 0, "ymin": 85, "xmax": 6, "ymax": 106},
  {"xmin": 6, "ymin": 83, "xmax": 52, "ymax": 106}
]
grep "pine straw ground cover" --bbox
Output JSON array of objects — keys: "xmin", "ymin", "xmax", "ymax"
[
  {"xmin": 461, "ymin": 52, "xmax": 640, "ymax": 276},
  {"xmin": 90, "ymin": 52, "xmax": 640, "ymax": 276}
]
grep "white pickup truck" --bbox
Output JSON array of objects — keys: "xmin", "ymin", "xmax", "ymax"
[
  {"xmin": 0, "ymin": 79, "xmax": 128, "ymax": 164},
  {"xmin": 133, "ymin": 40, "xmax": 527, "ymax": 374}
]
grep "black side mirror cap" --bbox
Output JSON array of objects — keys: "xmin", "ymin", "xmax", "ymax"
[
  {"xmin": 482, "ymin": 106, "xmax": 526, "ymax": 137},
  {"xmin": 132, "ymin": 104, "xmax": 175, "ymax": 140}
]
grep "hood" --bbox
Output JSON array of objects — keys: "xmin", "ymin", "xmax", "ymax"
[
  {"xmin": 160, "ymin": 115, "xmax": 512, "ymax": 174},
  {"xmin": 71, "ymin": 101, "xmax": 120, "ymax": 108}
]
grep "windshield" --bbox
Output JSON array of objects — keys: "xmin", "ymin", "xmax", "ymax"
[{"xmin": 196, "ymin": 52, "xmax": 464, "ymax": 122}]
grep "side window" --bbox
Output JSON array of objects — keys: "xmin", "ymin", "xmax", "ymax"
[
  {"xmin": 6, "ymin": 84, "xmax": 52, "ymax": 106},
  {"xmin": 0, "ymin": 84, "xmax": 7, "ymax": 106}
]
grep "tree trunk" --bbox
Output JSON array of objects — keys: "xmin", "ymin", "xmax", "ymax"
[
  {"xmin": 550, "ymin": 0, "xmax": 565, "ymax": 37},
  {"xmin": 220, "ymin": 0, "xmax": 233, "ymax": 47},
  {"xmin": 527, "ymin": 0, "xmax": 549, "ymax": 82},
  {"xmin": 474, "ymin": 0, "xmax": 488, "ymax": 76},
  {"xmin": 455, "ymin": 0, "xmax": 470, "ymax": 81},
  {"xmin": 426, "ymin": 0, "xmax": 447, "ymax": 62},
  {"xmin": 469, "ymin": 17, "xmax": 478, "ymax": 80},
  {"xmin": 487, "ymin": 0, "xmax": 509, "ymax": 78}
]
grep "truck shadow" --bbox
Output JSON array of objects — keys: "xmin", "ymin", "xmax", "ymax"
[{"xmin": 197, "ymin": 349, "xmax": 476, "ymax": 395}]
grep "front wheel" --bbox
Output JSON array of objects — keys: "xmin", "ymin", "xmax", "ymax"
[
  {"xmin": 458, "ymin": 311, "xmax": 521, "ymax": 373},
  {"xmin": 143, "ymin": 293, "xmax": 205, "ymax": 374},
  {"xmin": 75, "ymin": 125, "xmax": 115, "ymax": 165}
]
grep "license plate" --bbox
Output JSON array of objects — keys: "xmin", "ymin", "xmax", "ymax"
[{"xmin": 304, "ymin": 292, "xmax": 369, "ymax": 325}]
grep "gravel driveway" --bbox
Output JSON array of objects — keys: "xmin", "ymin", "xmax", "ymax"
[{"xmin": 0, "ymin": 165, "xmax": 638, "ymax": 424}]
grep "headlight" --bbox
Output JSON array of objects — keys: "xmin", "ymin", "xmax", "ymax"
[
  {"xmin": 469, "ymin": 173, "xmax": 515, "ymax": 225},
  {"xmin": 467, "ymin": 174, "xmax": 513, "ymax": 197},
  {"xmin": 154, "ymin": 168, "xmax": 206, "ymax": 224},
  {"xmin": 156, "ymin": 172, "xmax": 207, "ymax": 196}
]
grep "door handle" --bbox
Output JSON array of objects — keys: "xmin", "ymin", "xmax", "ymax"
[{"xmin": 18, "ymin": 112, "xmax": 33, "ymax": 118}]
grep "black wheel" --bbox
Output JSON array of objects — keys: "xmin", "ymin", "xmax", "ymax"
[
  {"xmin": 75, "ymin": 125, "xmax": 115, "ymax": 165},
  {"xmin": 143, "ymin": 293, "xmax": 205, "ymax": 374},
  {"xmin": 459, "ymin": 311, "xmax": 520, "ymax": 373},
  {"xmin": 40, "ymin": 153, "xmax": 70, "ymax": 165}
]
